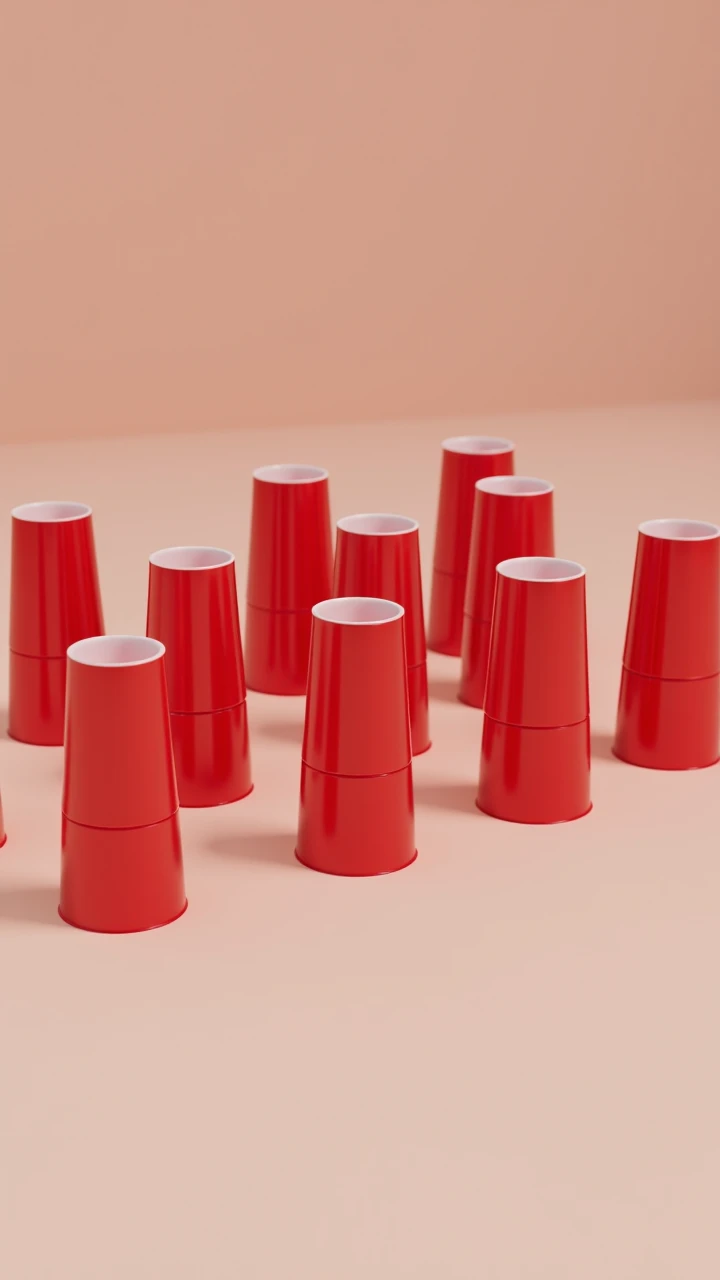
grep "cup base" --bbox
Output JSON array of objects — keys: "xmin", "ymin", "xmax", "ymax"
[
  {"xmin": 613, "ymin": 667, "xmax": 720, "ymax": 770},
  {"xmin": 296, "ymin": 763, "xmax": 416, "ymax": 875},
  {"xmin": 244, "ymin": 604, "xmax": 312, "ymax": 695},
  {"xmin": 427, "ymin": 568, "xmax": 465, "ymax": 657},
  {"xmin": 60, "ymin": 811, "xmax": 187, "ymax": 933},
  {"xmin": 407, "ymin": 661, "xmax": 431, "ymax": 755},
  {"xmin": 459, "ymin": 616, "xmax": 491, "ymax": 708},
  {"xmin": 478, "ymin": 716, "xmax": 591, "ymax": 824},
  {"xmin": 170, "ymin": 702, "xmax": 253, "ymax": 807},
  {"xmin": 8, "ymin": 651, "xmax": 67, "ymax": 746}
]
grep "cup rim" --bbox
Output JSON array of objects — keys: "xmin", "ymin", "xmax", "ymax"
[
  {"xmin": 497, "ymin": 556, "xmax": 585, "ymax": 583},
  {"xmin": 149, "ymin": 546, "xmax": 235, "ymax": 570},
  {"xmin": 253, "ymin": 464, "xmax": 328, "ymax": 485},
  {"xmin": 11, "ymin": 501, "xmax": 92, "ymax": 524},
  {"xmin": 476, "ymin": 476, "xmax": 553, "ymax": 497},
  {"xmin": 312, "ymin": 596, "xmax": 405, "ymax": 626},
  {"xmin": 336, "ymin": 513, "xmax": 418, "ymax": 536},
  {"xmin": 67, "ymin": 635, "xmax": 166, "ymax": 667},
  {"xmin": 442, "ymin": 435, "xmax": 514, "ymax": 456},
  {"xmin": 638, "ymin": 518, "xmax": 720, "ymax": 542}
]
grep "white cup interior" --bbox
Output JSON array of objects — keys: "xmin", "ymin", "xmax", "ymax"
[
  {"xmin": 67, "ymin": 636, "xmax": 165, "ymax": 667},
  {"xmin": 313, "ymin": 597, "xmax": 404, "ymax": 625},
  {"xmin": 477, "ymin": 476, "xmax": 552, "ymax": 496},
  {"xmin": 253, "ymin": 464, "xmax": 327, "ymax": 484},
  {"xmin": 12, "ymin": 501, "xmax": 91, "ymax": 523},
  {"xmin": 337, "ymin": 513, "xmax": 417, "ymax": 536},
  {"xmin": 639, "ymin": 519, "xmax": 720, "ymax": 541},
  {"xmin": 149, "ymin": 546, "xmax": 234, "ymax": 570},
  {"xmin": 442, "ymin": 436, "xmax": 514, "ymax": 455},
  {"xmin": 497, "ymin": 557, "xmax": 584, "ymax": 582}
]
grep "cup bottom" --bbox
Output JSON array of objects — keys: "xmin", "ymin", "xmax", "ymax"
[
  {"xmin": 458, "ymin": 616, "xmax": 491, "ymax": 708},
  {"xmin": 60, "ymin": 811, "xmax": 187, "ymax": 933},
  {"xmin": 296, "ymin": 763, "xmax": 416, "ymax": 875},
  {"xmin": 407, "ymin": 661, "xmax": 431, "ymax": 755},
  {"xmin": 8, "ymin": 651, "xmax": 67, "ymax": 746},
  {"xmin": 244, "ymin": 604, "xmax": 312, "ymax": 695},
  {"xmin": 613, "ymin": 667, "xmax": 720, "ymax": 770},
  {"xmin": 478, "ymin": 716, "xmax": 591, "ymax": 823},
  {"xmin": 171, "ymin": 702, "xmax": 253, "ymax": 806},
  {"xmin": 427, "ymin": 568, "xmax": 465, "ymax": 657}
]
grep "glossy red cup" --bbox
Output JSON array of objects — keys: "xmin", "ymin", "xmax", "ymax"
[
  {"xmin": 460, "ymin": 477, "xmax": 555, "ymax": 708},
  {"xmin": 484, "ymin": 558, "xmax": 589, "ymax": 729},
  {"xmin": 245, "ymin": 464, "xmax": 333, "ymax": 695},
  {"xmin": 9, "ymin": 501, "xmax": 104, "ymax": 745},
  {"xmin": 59, "ymin": 635, "xmax": 186, "ymax": 932},
  {"xmin": 146, "ymin": 547, "xmax": 252, "ymax": 806},
  {"xmin": 303, "ymin": 597, "xmax": 411, "ymax": 777},
  {"xmin": 477, "ymin": 718, "xmax": 591, "ymax": 823},
  {"xmin": 333, "ymin": 513, "xmax": 430, "ymax": 754},
  {"xmin": 613, "ymin": 520, "xmax": 720, "ymax": 771},
  {"xmin": 428, "ymin": 436, "xmax": 514, "ymax": 655},
  {"xmin": 296, "ymin": 764, "xmax": 416, "ymax": 876},
  {"xmin": 621, "ymin": 519, "xmax": 720, "ymax": 680}
]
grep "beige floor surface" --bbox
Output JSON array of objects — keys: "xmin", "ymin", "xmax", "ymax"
[{"xmin": 1, "ymin": 404, "xmax": 719, "ymax": 1278}]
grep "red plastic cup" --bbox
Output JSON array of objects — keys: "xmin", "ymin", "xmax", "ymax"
[
  {"xmin": 613, "ymin": 518, "xmax": 720, "ymax": 769},
  {"xmin": 59, "ymin": 635, "xmax": 187, "ymax": 932},
  {"xmin": 296, "ymin": 597, "xmax": 416, "ymax": 875},
  {"xmin": 333, "ymin": 513, "xmax": 430, "ymax": 755},
  {"xmin": 460, "ymin": 477, "xmax": 555, "ymax": 708},
  {"xmin": 478, "ymin": 558, "xmax": 590, "ymax": 823},
  {"xmin": 428, "ymin": 436, "xmax": 514, "ymax": 656},
  {"xmin": 245, "ymin": 464, "xmax": 333, "ymax": 694},
  {"xmin": 146, "ymin": 546, "xmax": 252, "ymax": 806},
  {"xmin": 9, "ymin": 501, "xmax": 104, "ymax": 745}
]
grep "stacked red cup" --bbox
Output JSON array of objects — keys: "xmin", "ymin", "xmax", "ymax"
[
  {"xmin": 296, "ymin": 598, "xmax": 416, "ymax": 875},
  {"xmin": 333, "ymin": 513, "xmax": 430, "ymax": 755},
  {"xmin": 428, "ymin": 436, "xmax": 514, "ymax": 656},
  {"xmin": 478, "ymin": 557, "xmax": 591, "ymax": 823},
  {"xmin": 614, "ymin": 519, "xmax": 720, "ymax": 769},
  {"xmin": 244, "ymin": 465, "xmax": 333, "ymax": 694},
  {"xmin": 59, "ymin": 636, "xmax": 187, "ymax": 933},
  {"xmin": 146, "ymin": 547, "xmax": 252, "ymax": 806},
  {"xmin": 9, "ymin": 502, "xmax": 104, "ymax": 745},
  {"xmin": 460, "ymin": 477, "xmax": 555, "ymax": 708}
]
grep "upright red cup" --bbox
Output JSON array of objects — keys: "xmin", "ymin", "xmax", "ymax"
[
  {"xmin": 245, "ymin": 464, "xmax": 333, "ymax": 695},
  {"xmin": 613, "ymin": 519, "xmax": 720, "ymax": 769},
  {"xmin": 333, "ymin": 513, "xmax": 430, "ymax": 755},
  {"xmin": 146, "ymin": 546, "xmax": 252, "ymax": 806},
  {"xmin": 9, "ymin": 501, "xmax": 104, "ymax": 745},
  {"xmin": 428, "ymin": 436, "xmax": 514, "ymax": 656},
  {"xmin": 478, "ymin": 557, "xmax": 591, "ymax": 823},
  {"xmin": 296, "ymin": 597, "xmax": 416, "ymax": 875},
  {"xmin": 59, "ymin": 635, "xmax": 187, "ymax": 933},
  {"xmin": 460, "ymin": 476, "xmax": 555, "ymax": 708}
]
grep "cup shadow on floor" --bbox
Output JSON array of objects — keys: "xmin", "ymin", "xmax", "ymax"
[
  {"xmin": 427, "ymin": 678, "xmax": 463, "ymax": 705},
  {"xmin": 413, "ymin": 780, "xmax": 481, "ymax": 814},
  {"xmin": 0, "ymin": 885, "xmax": 64, "ymax": 927},
  {"xmin": 205, "ymin": 831, "xmax": 299, "ymax": 868},
  {"xmin": 590, "ymin": 731, "xmax": 616, "ymax": 761},
  {"xmin": 256, "ymin": 720, "xmax": 304, "ymax": 746}
]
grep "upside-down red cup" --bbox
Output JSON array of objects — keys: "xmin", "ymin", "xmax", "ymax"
[
  {"xmin": 245, "ymin": 464, "xmax": 333, "ymax": 694},
  {"xmin": 9, "ymin": 501, "xmax": 104, "ymax": 745},
  {"xmin": 146, "ymin": 546, "xmax": 252, "ymax": 806},
  {"xmin": 59, "ymin": 636, "xmax": 186, "ymax": 932},
  {"xmin": 333, "ymin": 513, "xmax": 430, "ymax": 754},
  {"xmin": 478, "ymin": 558, "xmax": 590, "ymax": 823},
  {"xmin": 460, "ymin": 477, "xmax": 555, "ymax": 708},
  {"xmin": 428, "ymin": 436, "xmax": 514, "ymax": 656},
  {"xmin": 613, "ymin": 518, "xmax": 720, "ymax": 770},
  {"xmin": 296, "ymin": 597, "xmax": 416, "ymax": 875}
]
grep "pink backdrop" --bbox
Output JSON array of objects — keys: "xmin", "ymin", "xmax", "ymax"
[{"xmin": 3, "ymin": 0, "xmax": 720, "ymax": 444}]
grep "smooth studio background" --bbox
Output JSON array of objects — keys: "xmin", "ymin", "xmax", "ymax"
[{"xmin": 3, "ymin": 0, "xmax": 720, "ymax": 445}]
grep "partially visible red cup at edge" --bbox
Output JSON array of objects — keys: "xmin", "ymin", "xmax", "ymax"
[
  {"xmin": 296, "ymin": 597, "xmax": 416, "ymax": 875},
  {"xmin": 9, "ymin": 501, "xmax": 104, "ymax": 746},
  {"xmin": 460, "ymin": 476, "xmax": 555, "ymax": 708},
  {"xmin": 333, "ymin": 513, "xmax": 430, "ymax": 755},
  {"xmin": 59, "ymin": 635, "xmax": 187, "ymax": 933},
  {"xmin": 245, "ymin": 464, "xmax": 333, "ymax": 695},
  {"xmin": 614, "ymin": 518, "xmax": 720, "ymax": 769},
  {"xmin": 146, "ymin": 546, "xmax": 252, "ymax": 807},
  {"xmin": 478, "ymin": 557, "xmax": 591, "ymax": 823},
  {"xmin": 428, "ymin": 436, "xmax": 514, "ymax": 656}
]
